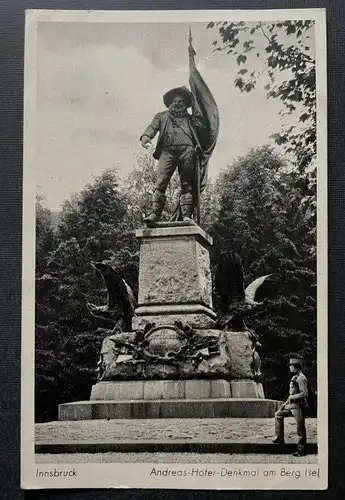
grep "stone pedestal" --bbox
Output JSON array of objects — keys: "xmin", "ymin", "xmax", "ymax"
[
  {"xmin": 89, "ymin": 379, "xmax": 265, "ymax": 401},
  {"xmin": 59, "ymin": 398, "xmax": 280, "ymax": 421},
  {"xmin": 133, "ymin": 222, "xmax": 216, "ymax": 329},
  {"xmin": 58, "ymin": 379, "xmax": 273, "ymax": 420}
]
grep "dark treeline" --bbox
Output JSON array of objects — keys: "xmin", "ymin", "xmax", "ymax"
[{"xmin": 35, "ymin": 145, "xmax": 317, "ymax": 422}]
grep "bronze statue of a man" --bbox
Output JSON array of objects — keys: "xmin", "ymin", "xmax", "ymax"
[
  {"xmin": 140, "ymin": 32, "xmax": 219, "ymax": 225},
  {"xmin": 140, "ymin": 86, "xmax": 206, "ymax": 224}
]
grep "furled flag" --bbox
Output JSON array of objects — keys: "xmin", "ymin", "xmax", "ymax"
[
  {"xmin": 170, "ymin": 29, "xmax": 219, "ymax": 223},
  {"xmin": 188, "ymin": 27, "xmax": 220, "ymax": 198}
]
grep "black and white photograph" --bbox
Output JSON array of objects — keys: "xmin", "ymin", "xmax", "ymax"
[{"xmin": 21, "ymin": 8, "xmax": 327, "ymax": 490}]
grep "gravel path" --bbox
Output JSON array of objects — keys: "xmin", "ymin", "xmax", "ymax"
[
  {"xmin": 36, "ymin": 452, "xmax": 317, "ymax": 464},
  {"xmin": 36, "ymin": 418, "xmax": 317, "ymax": 444}
]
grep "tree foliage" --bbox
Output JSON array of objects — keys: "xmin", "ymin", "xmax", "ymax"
[
  {"xmin": 207, "ymin": 20, "xmax": 316, "ymax": 172},
  {"xmin": 36, "ymin": 196, "xmax": 59, "ymax": 275},
  {"xmin": 211, "ymin": 146, "xmax": 316, "ymax": 412},
  {"xmin": 35, "ymin": 169, "xmax": 139, "ymax": 421}
]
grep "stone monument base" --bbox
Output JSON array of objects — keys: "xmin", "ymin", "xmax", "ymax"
[
  {"xmin": 58, "ymin": 378, "xmax": 281, "ymax": 420},
  {"xmin": 90, "ymin": 379, "xmax": 265, "ymax": 400},
  {"xmin": 58, "ymin": 398, "xmax": 281, "ymax": 420}
]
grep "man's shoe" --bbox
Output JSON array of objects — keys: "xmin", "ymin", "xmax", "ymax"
[
  {"xmin": 293, "ymin": 449, "xmax": 306, "ymax": 457},
  {"xmin": 272, "ymin": 436, "xmax": 285, "ymax": 444}
]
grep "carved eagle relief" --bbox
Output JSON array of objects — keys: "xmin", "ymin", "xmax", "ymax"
[
  {"xmin": 87, "ymin": 261, "xmax": 136, "ymax": 332},
  {"xmin": 215, "ymin": 251, "xmax": 283, "ymax": 330}
]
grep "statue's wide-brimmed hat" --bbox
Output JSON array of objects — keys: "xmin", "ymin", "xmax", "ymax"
[
  {"xmin": 163, "ymin": 86, "xmax": 193, "ymax": 108},
  {"xmin": 289, "ymin": 357, "xmax": 303, "ymax": 366}
]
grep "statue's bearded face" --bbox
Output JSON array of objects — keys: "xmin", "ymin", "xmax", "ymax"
[{"xmin": 169, "ymin": 95, "xmax": 187, "ymax": 115}]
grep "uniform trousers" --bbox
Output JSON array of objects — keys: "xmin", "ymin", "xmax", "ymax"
[{"xmin": 275, "ymin": 406, "xmax": 307, "ymax": 449}]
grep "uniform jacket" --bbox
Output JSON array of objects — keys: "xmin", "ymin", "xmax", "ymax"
[
  {"xmin": 140, "ymin": 111, "xmax": 206, "ymax": 160},
  {"xmin": 287, "ymin": 371, "xmax": 308, "ymax": 409}
]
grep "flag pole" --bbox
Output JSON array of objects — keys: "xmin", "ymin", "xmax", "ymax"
[
  {"xmin": 188, "ymin": 27, "xmax": 196, "ymax": 57},
  {"xmin": 188, "ymin": 27, "xmax": 201, "ymax": 226},
  {"xmin": 195, "ymin": 148, "xmax": 201, "ymax": 226}
]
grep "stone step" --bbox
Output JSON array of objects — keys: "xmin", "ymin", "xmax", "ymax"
[
  {"xmin": 35, "ymin": 440, "xmax": 317, "ymax": 455},
  {"xmin": 58, "ymin": 398, "xmax": 282, "ymax": 421}
]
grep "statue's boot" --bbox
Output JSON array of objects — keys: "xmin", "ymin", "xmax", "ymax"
[
  {"xmin": 144, "ymin": 193, "xmax": 166, "ymax": 225},
  {"xmin": 180, "ymin": 192, "xmax": 194, "ymax": 222}
]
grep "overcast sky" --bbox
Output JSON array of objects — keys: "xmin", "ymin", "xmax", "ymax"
[{"xmin": 35, "ymin": 20, "xmax": 314, "ymax": 210}]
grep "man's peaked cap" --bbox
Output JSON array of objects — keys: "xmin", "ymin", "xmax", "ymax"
[{"xmin": 289, "ymin": 357, "xmax": 303, "ymax": 366}]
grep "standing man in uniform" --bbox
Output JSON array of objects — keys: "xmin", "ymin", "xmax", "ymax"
[{"xmin": 272, "ymin": 357, "xmax": 309, "ymax": 456}]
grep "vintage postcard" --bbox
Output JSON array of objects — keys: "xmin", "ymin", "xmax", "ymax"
[{"xmin": 21, "ymin": 8, "xmax": 327, "ymax": 490}]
